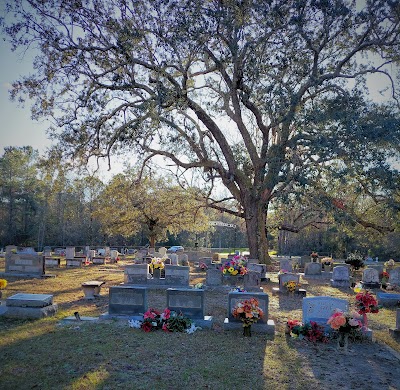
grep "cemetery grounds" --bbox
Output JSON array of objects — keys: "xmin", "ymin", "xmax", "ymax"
[{"xmin": 0, "ymin": 256, "xmax": 399, "ymax": 390}]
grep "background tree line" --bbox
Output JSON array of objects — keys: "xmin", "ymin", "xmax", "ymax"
[{"xmin": 0, "ymin": 145, "xmax": 398, "ymax": 259}]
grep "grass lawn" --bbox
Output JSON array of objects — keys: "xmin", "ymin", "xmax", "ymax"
[{"xmin": 0, "ymin": 256, "xmax": 399, "ymax": 390}]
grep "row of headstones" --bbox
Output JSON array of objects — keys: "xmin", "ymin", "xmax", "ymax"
[
  {"xmin": 101, "ymin": 286, "xmax": 275, "ymax": 333},
  {"xmin": 124, "ymin": 264, "xmax": 191, "ymax": 286},
  {"xmin": 279, "ymin": 258, "xmax": 400, "ymax": 287}
]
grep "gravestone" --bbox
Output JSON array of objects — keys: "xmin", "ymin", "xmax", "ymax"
[
  {"xmin": 299, "ymin": 255, "xmax": 311, "ymax": 268},
  {"xmin": 330, "ymin": 266, "xmax": 350, "ymax": 288},
  {"xmin": 124, "ymin": 264, "xmax": 150, "ymax": 285},
  {"xmin": 278, "ymin": 273, "xmax": 300, "ymax": 291},
  {"xmin": 302, "ymin": 296, "xmax": 348, "ymax": 326},
  {"xmin": 206, "ymin": 268, "xmax": 222, "ymax": 286},
  {"xmin": 43, "ymin": 247, "xmax": 52, "ymax": 257},
  {"xmin": 279, "ymin": 258, "xmax": 293, "ymax": 272},
  {"xmin": 166, "ymin": 288, "xmax": 212, "ymax": 328},
  {"xmin": 164, "ymin": 265, "xmax": 190, "ymax": 286},
  {"xmin": 103, "ymin": 286, "xmax": 147, "ymax": 319},
  {"xmin": 178, "ymin": 253, "xmax": 189, "ymax": 265},
  {"xmin": 5, "ymin": 293, "xmax": 58, "ymax": 319},
  {"xmin": 199, "ymin": 257, "xmax": 213, "ymax": 267},
  {"xmin": 247, "ymin": 263, "xmax": 267, "ymax": 280},
  {"xmin": 243, "ymin": 271, "xmax": 262, "ymax": 292},
  {"xmin": 376, "ymin": 291, "xmax": 400, "ymax": 307},
  {"xmin": 169, "ymin": 254, "xmax": 178, "ymax": 265},
  {"xmin": 65, "ymin": 246, "xmax": 75, "ymax": 259},
  {"xmin": 66, "ymin": 257, "xmax": 83, "ymax": 267},
  {"xmin": 158, "ymin": 247, "xmax": 167, "ymax": 257},
  {"xmin": 304, "ymin": 262, "xmax": 322, "ymax": 276},
  {"xmin": 361, "ymin": 268, "xmax": 380, "ymax": 289},
  {"xmin": 92, "ymin": 257, "xmax": 106, "ymax": 265},
  {"xmin": 223, "ymin": 291, "xmax": 275, "ymax": 334},
  {"xmin": 110, "ymin": 250, "xmax": 119, "ymax": 263},
  {"xmin": 389, "ymin": 268, "xmax": 400, "ymax": 286},
  {"xmin": 5, "ymin": 246, "xmax": 45, "ymax": 277},
  {"xmin": 45, "ymin": 257, "xmax": 61, "ymax": 268}
]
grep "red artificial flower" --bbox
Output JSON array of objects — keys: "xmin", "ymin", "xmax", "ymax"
[{"xmin": 142, "ymin": 321, "xmax": 153, "ymax": 332}]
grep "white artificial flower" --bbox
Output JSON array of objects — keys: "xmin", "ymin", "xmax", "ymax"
[
  {"xmin": 128, "ymin": 319, "xmax": 142, "ymax": 329},
  {"xmin": 185, "ymin": 323, "xmax": 202, "ymax": 334}
]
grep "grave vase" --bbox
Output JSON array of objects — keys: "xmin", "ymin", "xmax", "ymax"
[
  {"xmin": 243, "ymin": 325, "xmax": 252, "ymax": 337},
  {"xmin": 362, "ymin": 313, "xmax": 368, "ymax": 330},
  {"xmin": 153, "ymin": 268, "xmax": 161, "ymax": 279},
  {"xmin": 337, "ymin": 332, "xmax": 349, "ymax": 353}
]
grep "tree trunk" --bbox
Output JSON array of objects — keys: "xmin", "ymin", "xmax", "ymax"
[{"xmin": 245, "ymin": 199, "xmax": 271, "ymax": 264}]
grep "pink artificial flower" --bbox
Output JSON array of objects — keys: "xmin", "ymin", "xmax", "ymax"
[
  {"xmin": 161, "ymin": 308, "xmax": 171, "ymax": 320},
  {"xmin": 162, "ymin": 323, "xmax": 170, "ymax": 332}
]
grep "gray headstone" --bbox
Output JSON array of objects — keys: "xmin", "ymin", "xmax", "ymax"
[
  {"xmin": 164, "ymin": 265, "xmax": 190, "ymax": 286},
  {"xmin": 206, "ymin": 268, "xmax": 222, "ymax": 286},
  {"xmin": 279, "ymin": 259, "xmax": 293, "ymax": 272},
  {"xmin": 278, "ymin": 273, "xmax": 300, "ymax": 290},
  {"xmin": 376, "ymin": 291, "xmax": 400, "ymax": 307},
  {"xmin": 166, "ymin": 288, "xmax": 204, "ymax": 319},
  {"xmin": 389, "ymin": 268, "xmax": 400, "ymax": 286},
  {"xmin": 304, "ymin": 262, "xmax": 322, "ymax": 275},
  {"xmin": 396, "ymin": 308, "xmax": 400, "ymax": 330},
  {"xmin": 6, "ymin": 293, "xmax": 53, "ymax": 307},
  {"xmin": 169, "ymin": 254, "xmax": 178, "ymax": 265},
  {"xmin": 243, "ymin": 271, "xmax": 261, "ymax": 290},
  {"xmin": 65, "ymin": 246, "xmax": 75, "ymax": 259},
  {"xmin": 228, "ymin": 292, "xmax": 269, "ymax": 323},
  {"xmin": 362, "ymin": 268, "xmax": 380, "ymax": 284},
  {"xmin": 124, "ymin": 264, "xmax": 150, "ymax": 284},
  {"xmin": 332, "ymin": 266, "xmax": 350, "ymax": 281},
  {"xmin": 178, "ymin": 253, "xmax": 189, "ymax": 265},
  {"xmin": 108, "ymin": 286, "xmax": 147, "ymax": 315},
  {"xmin": 302, "ymin": 296, "xmax": 348, "ymax": 325},
  {"xmin": 158, "ymin": 247, "xmax": 167, "ymax": 257}
]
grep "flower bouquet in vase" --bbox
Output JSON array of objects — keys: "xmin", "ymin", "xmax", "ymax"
[
  {"xmin": 232, "ymin": 298, "xmax": 263, "ymax": 337},
  {"xmin": 354, "ymin": 290, "xmax": 379, "ymax": 330},
  {"xmin": 327, "ymin": 309, "xmax": 362, "ymax": 352}
]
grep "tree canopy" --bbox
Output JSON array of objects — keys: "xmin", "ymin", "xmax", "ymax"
[
  {"xmin": 94, "ymin": 171, "xmax": 209, "ymax": 247},
  {"xmin": 2, "ymin": 0, "xmax": 400, "ymax": 262}
]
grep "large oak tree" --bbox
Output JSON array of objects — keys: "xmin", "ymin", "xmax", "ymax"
[{"xmin": 2, "ymin": 0, "xmax": 400, "ymax": 263}]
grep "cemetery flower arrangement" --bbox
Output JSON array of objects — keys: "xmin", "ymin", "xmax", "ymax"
[
  {"xmin": 220, "ymin": 257, "xmax": 248, "ymax": 276},
  {"xmin": 327, "ymin": 309, "xmax": 362, "ymax": 334},
  {"xmin": 287, "ymin": 320, "xmax": 328, "ymax": 342},
  {"xmin": 199, "ymin": 262, "xmax": 208, "ymax": 271},
  {"xmin": 131, "ymin": 307, "xmax": 195, "ymax": 333},
  {"xmin": 385, "ymin": 259, "xmax": 395, "ymax": 268},
  {"xmin": 284, "ymin": 280, "xmax": 300, "ymax": 293},
  {"xmin": 149, "ymin": 258, "xmax": 164, "ymax": 273},
  {"xmin": 230, "ymin": 287, "xmax": 247, "ymax": 293},
  {"xmin": 355, "ymin": 291, "xmax": 379, "ymax": 314},
  {"xmin": 380, "ymin": 271, "xmax": 389, "ymax": 284},
  {"xmin": 0, "ymin": 279, "xmax": 7, "ymax": 289},
  {"xmin": 232, "ymin": 298, "xmax": 263, "ymax": 327}
]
